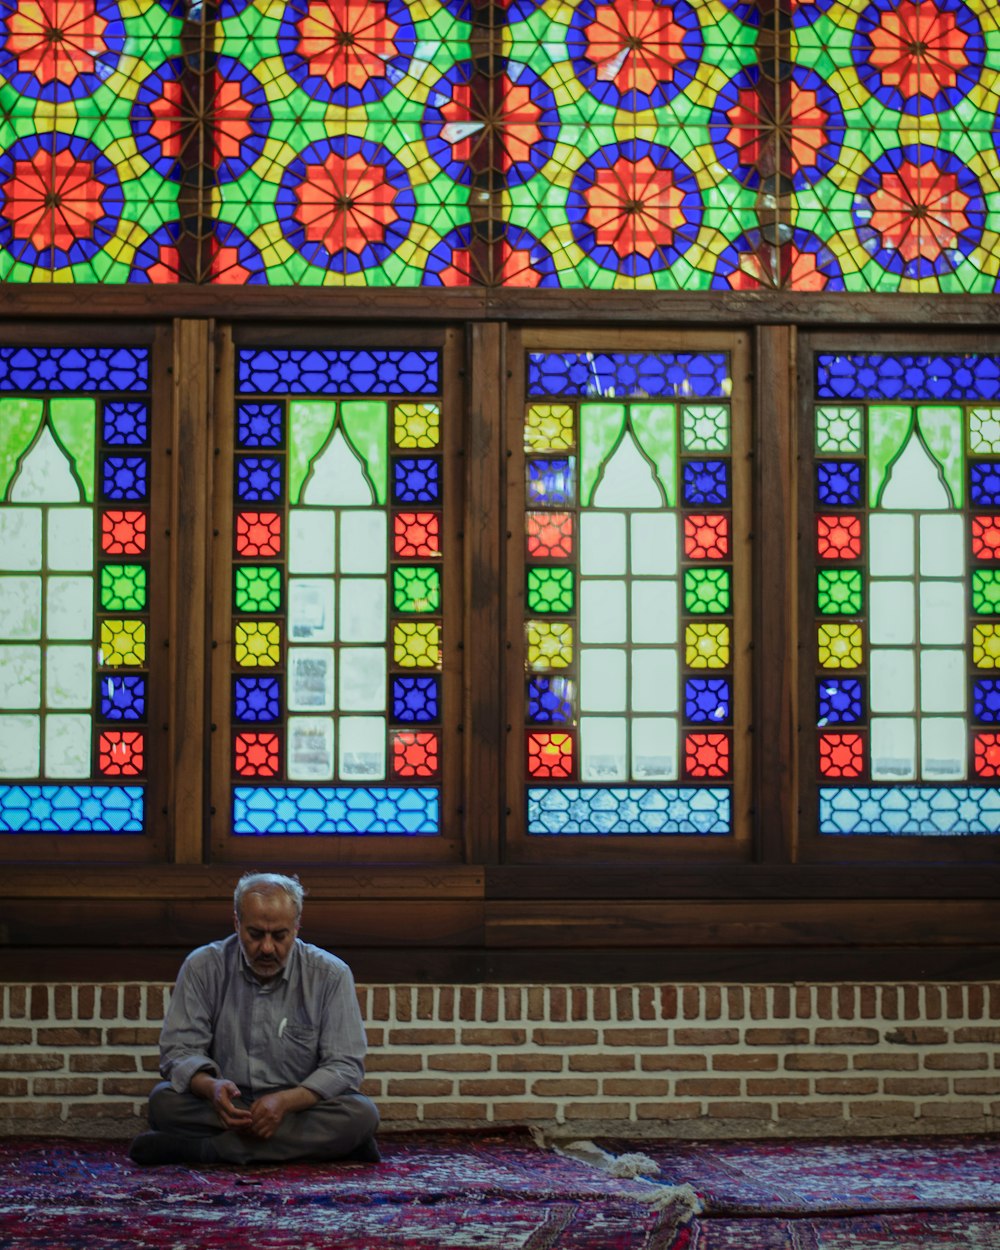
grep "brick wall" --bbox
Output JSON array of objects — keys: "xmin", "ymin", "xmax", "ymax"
[{"xmin": 2, "ymin": 982, "xmax": 998, "ymax": 1139}]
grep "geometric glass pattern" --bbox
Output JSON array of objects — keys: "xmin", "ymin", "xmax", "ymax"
[
  {"xmin": 524, "ymin": 349, "xmax": 735, "ymax": 834},
  {"xmin": 0, "ymin": 346, "xmax": 151, "ymax": 832},
  {"xmin": 812, "ymin": 351, "xmax": 1000, "ymax": 835},
  {"xmin": 229, "ymin": 346, "xmax": 442, "ymax": 834}
]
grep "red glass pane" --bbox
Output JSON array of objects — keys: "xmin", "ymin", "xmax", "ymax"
[
  {"xmin": 971, "ymin": 517, "xmax": 1000, "ymax": 560},
  {"xmin": 392, "ymin": 730, "xmax": 439, "ymax": 778},
  {"xmin": 684, "ymin": 514, "xmax": 728, "ymax": 559},
  {"xmin": 101, "ymin": 510, "xmax": 147, "ymax": 555},
  {"xmin": 684, "ymin": 731, "xmax": 730, "ymax": 779},
  {"xmin": 526, "ymin": 511, "xmax": 574, "ymax": 559},
  {"xmin": 816, "ymin": 515, "xmax": 862, "ymax": 560},
  {"xmin": 974, "ymin": 733, "xmax": 1000, "ymax": 779},
  {"xmin": 527, "ymin": 731, "xmax": 573, "ymax": 779},
  {"xmin": 394, "ymin": 512, "xmax": 440, "ymax": 557},
  {"xmin": 236, "ymin": 511, "xmax": 282, "ymax": 557},
  {"xmin": 235, "ymin": 731, "xmax": 279, "ymax": 777},
  {"xmin": 818, "ymin": 732, "xmax": 863, "ymax": 778},
  {"xmin": 98, "ymin": 730, "xmax": 144, "ymax": 776}
]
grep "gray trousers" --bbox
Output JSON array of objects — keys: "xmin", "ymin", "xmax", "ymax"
[{"xmin": 147, "ymin": 1080, "xmax": 379, "ymax": 1165}]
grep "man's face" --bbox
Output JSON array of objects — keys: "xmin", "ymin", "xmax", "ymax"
[{"xmin": 235, "ymin": 890, "xmax": 300, "ymax": 981}]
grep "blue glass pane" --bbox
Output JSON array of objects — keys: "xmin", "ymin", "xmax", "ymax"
[
  {"xmin": 818, "ymin": 677, "xmax": 863, "ymax": 724},
  {"xmin": 820, "ymin": 787, "xmax": 1000, "ymax": 835},
  {"xmin": 234, "ymin": 676, "xmax": 281, "ymax": 722},
  {"xmin": 970, "ymin": 463, "xmax": 1000, "ymax": 507},
  {"xmin": 817, "ymin": 460, "xmax": 862, "ymax": 506},
  {"xmin": 394, "ymin": 457, "xmax": 441, "ymax": 504},
  {"xmin": 973, "ymin": 679, "xmax": 1000, "ymax": 724},
  {"xmin": 101, "ymin": 675, "xmax": 147, "ymax": 721},
  {"xmin": 527, "ymin": 458, "xmax": 575, "ymax": 506},
  {"xmin": 237, "ymin": 402, "xmax": 284, "ymax": 448},
  {"xmin": 101, "ymin": 456, "xmax": 148, "ymax": 501},
  {"xmin": 527, "ymin": 352, "xmax": 730, "ymax": 399},
  {"xmin": 817, "ymin": 354, "xmax": 1000, "ymax": 402},
  {"xmin": 682, "ymin": 460, "xmax": 728, "ymax": 505},
  {"xmin": 685, "ymin": 678, "xmax": 731, "ymax": 723},
  {"xmin": 528, "ymin": 787, "xmax": 730, "ymax": 834},
  {"xmin": 0, "ymin": 785, "xmax": 144, "ymax": 832},
  {"xmin": 237, "ymin": 456, "xmax": 283, "ymax": 502},
  {"xmin": 237, "ymin": 349, "xmax": 440, "ymax": 395},
  {"xmin": 391, "ymin": 675, "xmax": 439, "ymax": 723},
  {"xmin": 528, "ymin": 676, "xmax": 574, "ymax": 723},
  {"xmin": 233, "ymin": 786, "xmax": 439, "ymax": 833},
  {"xmin": 103, "ymin": 401, "xmax": 149, "ymax": 446},
  {"xmin": 0, "ymin": 347, "xmax": 149, "ymax": 392}
]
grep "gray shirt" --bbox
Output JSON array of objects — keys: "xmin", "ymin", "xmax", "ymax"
[{"xmin": 160, "ymin": 934, "xmax": 367, "ymax": 1102}]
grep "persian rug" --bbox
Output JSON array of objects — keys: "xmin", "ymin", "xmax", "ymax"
[{"xmin": 668, "ymin": 1209, "xmax": 1000, "ymax": 1249}]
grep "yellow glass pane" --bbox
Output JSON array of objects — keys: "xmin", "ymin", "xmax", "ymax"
[
  {"xmin": 973, "ymin": 624, "xmax": 1000, "ymax": 669},
  {"xmin": 394, "ymin": 403, "xmax": 440, "ymax": 449},
  {"xmin": 394, "ymin": 621, "xmax": 441, "ymax": 668},
  {"xmin": 526, "ymin": 620, "xmax": 573, "ymax": 670},
  {"xmin": 100, "ymin": 620, "xmax": 145, "ymax": 667},
  {"xmin": 524, "ymin": 404, "xmax": 575, "ymax": 452},
  {"xmin": 685, "ymin": 623, "xmax": 730, "ymax": 669},
  {"xmin": 818, "ymin": 623, "xmax": 863, "ymax": 669},
  {"xmin": 235, "ymin": 621, "xmax": 281, "ymax": 667}
]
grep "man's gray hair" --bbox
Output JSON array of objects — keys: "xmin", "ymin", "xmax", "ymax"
[{"xmin": 233, "ymin": 872, "xmax": 306, "ymax": 920}]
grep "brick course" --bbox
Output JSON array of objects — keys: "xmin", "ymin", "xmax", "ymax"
[{"xmin": 0, "ymin": 982, "xmax": 997, "ymax": 1139}]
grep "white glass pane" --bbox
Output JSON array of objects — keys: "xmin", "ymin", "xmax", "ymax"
[
  {"xmin": 919, "ymin": 582, "xmax": 964, "ymax": 645},
  {"xmin": 47, "ymin": 576, "xmax": 93, "ymax": 640},
  {"xmin": 339, "ymin": 647, "xmax": 385, "ymax": 710},
  {"xmin": 0, "ymin": 577, "xmax": 41, "ymax": 639},
  {"xmin": 919, "ymin": 514, "xmax": 964, "ymax": 577},
  {"xmin": 46, "ymin": 645, "xmax": 92, "ymax": 709},
  {"xmin": 631, "ymin": 581, "xmax": 677, "ymax": 644},
  {"xmin": 0, "ymin": 713, "xmax": 39, "ymax": 776},
  {"xmin": 593, "ymin": 430, "xmax": 663, "ymax": 508},
  {"xmin": 579, "ymin": 512, "xmax": 626, "ymax": 576},
  {"xmin": 921, "ymin": 717, "xmax": 966, "ymax": 780},
  {"xmin": 286, "ymin": 716, "xmax": 334, "ymax": 780},
  {"xmin": 869, "ymin": 580, "xmax": 914, "ymax": 645},
  {"xmin": 289, "ymin": 510, "xmax": 335, "ymax": 574},
  {"xmin": 11, "ymin": 427, "xmax": 80, "ymax": 502},
  {"xmin": 631, "ymin": 717, "xmax": 677, "ymax": 780},
  {"xmin": 48, "ymin": 508, "xmax": 93, "ymax": 572},
  {"xmin": 579, "ymin": 716, "xmax": 627, "ymax": 781},
  {"xmin": 44, "ymin": 713, "xmax": 91, "ymax": 777},
  {"xmin": 631, "ymin": 514, "xmax": 677, "ymax": 575},
  {"xmin": 0, "ymin": 510, "xmax": 41, "ymax": 570},
  {"xmin": 340, "ymin": 511, "xmax": 387, "ymax": 574},
  {"xmin": 339, "ymin": 716, "xmax": 385, "ymax": 779},
  {"xmin": 288, "ymin": 578, "xmax": 335, "ymax": 642},
  {"xmin": 579, "ymin": 649, "xmax": 626, "ymax": 712},
  {"xmin": 868, "ymin": 515, "xmax": 913, "ymax": 576},
  {"xmin": 631, "ymin": 650, "xmax": 677, "ymax": 712},
  {"xmin": 287, "ymin": 648, "xmax": 335, "ymax": 711},
  {"xmin": 0, "ymin": 645, "xmax": 40, "ymax": 708},
  {"xmin": 580, "ymin": 580, "xmax": 627, "ymax": 643},
  {"xmin": 340, "ymin": 578, "xmax": 386, "ymax": 642},
  {"xmin": 870, "ymin": 716, "xmax": 916, "ymax": 780},
  {"xmin": 919, "ymin": 650, "xmax": 965, "ymax": 713},
  {"xmin": 870, "ymin": 650, "xmax": 915, "ymax": 713}
]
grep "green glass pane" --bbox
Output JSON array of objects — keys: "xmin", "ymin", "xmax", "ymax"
[
  {"xmin": 684, "ymin": 567, "xmax": 730, "ymax": 614},
  {"xmin": 0, "ymin": 399, "xmax": 44, "ymax": 500},
  {"xmin": 815, "ymin": 406, "xmax": 863, "ymax": 454},
  {"xmin": 341, "ymin": 402, "xmax": 389, "ymax": 505},
  {"xmin": 50, "ymin": 399, "xmax": 96, "ymax": 502},
  {"xmin": 527, "ymin": 567, "xmax": 574, "ymax": 613},
  {"xmin": 916, "ymin": 406, "xmax": 963, "ymax": 509},
  {"xmin": 972, "ymin": 570, "xmax": 1000, "ymax": 616},
  {"xmin": 868, "ymin": 405, "xmax": 913, "ymax": 507},
  {"xmin": 682, "ymin": 405, "xmax": 729, "ymax": 453},
  {"xmin": 235, "ymin": 566, "xmax": 282, "ymax": 612},
  {"xmin": 632, "ymin": 404, "xmax": 676, "ymax": 506},
  {"xmin": 817, "ymin": 568, "xmax": 863, "ymax": 615},
  {"xmin": 101, "ymin": 564, "xmax": 147, "ymax": 612},
  {"xmin": 393, "ymin": 566, "xmax": 441, "ymax": 613},
  {"xmin": 580, "ymin": 404, "xmax": 626, "ymax": 508}
]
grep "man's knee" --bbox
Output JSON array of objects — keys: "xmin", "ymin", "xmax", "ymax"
[{"xmin": 147, "ymin": 1080, "xmax": 177, "ymax": 1128}]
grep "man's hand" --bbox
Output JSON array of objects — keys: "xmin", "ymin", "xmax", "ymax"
[
  {"xmin": 249, "ymin": 1086, "xmax": 320, "ymax": 1140},
  {"xmin": 191, "ymin": 1073, "xmax": 253, "ymax": 1131}
]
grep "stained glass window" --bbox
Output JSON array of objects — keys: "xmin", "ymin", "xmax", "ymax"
[
  {"xmin": 228, "ymin": 346, "xmax": 446, "ymax": 835},
  {"xmin": 0, "ymin": 346, "xmax": 152, "ymax": 832},
  {"xmin": 521, "ymin": 348, "xmax": 742, "ymax": 834},
  {"xmin": 812, "ymin": 351, "xmax": 1000, "ymax": 835}
]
